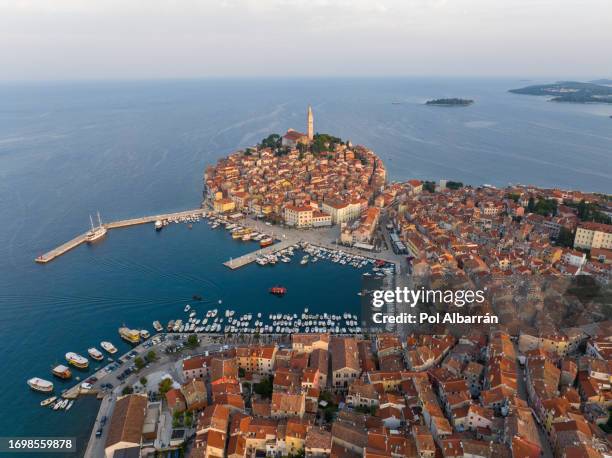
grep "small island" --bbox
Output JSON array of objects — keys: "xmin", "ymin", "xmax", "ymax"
[
  {"xmin": 509, "ymin": 81, "xmax": 612, "ymax": 103},
  {"xmin": 425, "ymin": 98, "xmax": 474, "ymax": 106}
]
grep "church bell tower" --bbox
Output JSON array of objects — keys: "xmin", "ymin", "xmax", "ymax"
[{"xmin": 307, "ymin": 105, "xmax": 314, "ymax": 141}]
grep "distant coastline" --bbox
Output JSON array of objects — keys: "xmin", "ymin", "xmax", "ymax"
[
  {"xmin": 425, "ymin": 98, "xmax": 474, "ymax": 106},
  {"xmin": 509, "ymin": 81, "xmax": 612, "ymax": 104}
]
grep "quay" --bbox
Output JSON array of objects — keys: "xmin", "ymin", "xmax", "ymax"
[
  {"xmin": 35, "ymin": 208, "xmax": 206, "ymax": 264},
  {"xmin": 223, "ymin": 239, "xmax": 294, "ymax": 269}
]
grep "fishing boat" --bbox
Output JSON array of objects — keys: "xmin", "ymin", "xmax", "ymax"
[
  {"xmin": 51, "ymin": 364, "xmax": 72, "ymax": 379},
  {"xmin": 40, "ymin": 396, "xmax": 57, "ymax": 407},
  {"xmin": 119, "ymin": 327, "xmax": 140, "ymax": 344},
  {"xmin": 27, "ymin": 377, "xmax": 54, "ymax": 393},
  {"xmin": 86, "ymin": 212, "xmax": 107, "ymax": 243},
  {"xmin": 101, "ymin": 341, "xmax": 118, "ymax": 354},
  {"xmin": 87, "ymin": 347, "xmax": 104, "ymax": 361},
  {"xmin": 269, "ymin": 286, "xmax": 287, "ymax": 297},
  {"xmin": 260, "ymin": 237, "xmax": 273, "ymax": 248},
  {"xmin": 65, "ymin": 352, "xmax": 89, "ymax": 369}
]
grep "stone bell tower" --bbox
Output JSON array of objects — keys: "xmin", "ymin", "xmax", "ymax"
[{"xmin": 307, "ymin": 105, "xmax": 314, "ymax": 141}]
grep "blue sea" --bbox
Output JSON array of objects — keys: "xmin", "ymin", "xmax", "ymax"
[{"xmin": 0, "ymin": 78, "xmax": 611, "ymax": 455}]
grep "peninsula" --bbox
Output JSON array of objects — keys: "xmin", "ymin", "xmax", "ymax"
[
  {"xmin": 509, "ymin": 81, "xmax": 612, "ymax": 103},
  {"xmin": 425, "ymin": 97, "xmax": 474, "ymax": 106}
]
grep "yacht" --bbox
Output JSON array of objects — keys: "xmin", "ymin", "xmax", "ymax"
[
  {"xmin": 140, "ymin": 329, "xmax": 150, "ymax": 339},
  {"xmin": 65, "ymin": 352, "xmax": 89, "ymax": 369},
  {"xmin": 28, "ymin": 377, "xmax": 54, "ymax": 393},
  {"xmin": 86, "ymin": 212, "xmax": 107, "ymax": 243},
  {"xmin": 152, "ymin": 321, "xmax": 163, "ymax": 332},
  {"xmin": 101, "ymin": 341, "xmax": 118, "ymax": 354},
  {"xmin": 155, "ymin": 220, "xmax": 163, "ymax": 231},
  {"xmin": 87, "ymin": 347, "xmax": 104, "ymax": 361}
]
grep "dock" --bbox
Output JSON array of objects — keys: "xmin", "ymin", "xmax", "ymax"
[
  {"xmin": 35, "ymin": 209, "xmax": 206, "ymax": 264},
  {"xmin": 223, "ymin": 239, "xmax": 294, "ymax": 269}
]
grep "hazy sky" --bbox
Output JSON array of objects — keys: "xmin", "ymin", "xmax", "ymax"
[{"xmin": 1, "ymin": 0, "xmax": 611, "ymax": 80}]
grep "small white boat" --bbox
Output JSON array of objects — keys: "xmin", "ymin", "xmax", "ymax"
[
  {"xmin": 140, "ymin": 329, "xmax": 150, "ymax": 339},
  {"xmin": 101, "ymin": 341, "xmax": 118, "ymax": 354},
  {"xmin": 87, "ymin": 348, "xmax": 104, "ymax": 361},
  {"xmin": 184, "ymin": 304, "xmax": 191, "ymax": 312},
  {"xmin": 40, "ymin": 396, "xmax": 57, "ymax": 407}
]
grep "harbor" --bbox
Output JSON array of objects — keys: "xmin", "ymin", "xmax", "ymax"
[{"xmin": 34, "ymin": 209, "xmax": 207, "ymax": 263}]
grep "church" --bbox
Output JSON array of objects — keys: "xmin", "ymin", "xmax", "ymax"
[{"xmin": 281, "ymin": 105, "xmax": 314, "ymax": 148}]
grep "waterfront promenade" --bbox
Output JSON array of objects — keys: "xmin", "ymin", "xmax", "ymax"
[{"xmin": 35, "ymin": 209, "xmax": 206, "ymax": 264}]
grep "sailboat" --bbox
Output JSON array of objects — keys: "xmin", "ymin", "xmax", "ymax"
[{"xmin": 87, "ymin": 211, "xmax": 107, "ymax": 243}]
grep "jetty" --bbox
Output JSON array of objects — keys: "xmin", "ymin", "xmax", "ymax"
[
  {"xmin": 35, "ymin": 209, "xmax": 206, "ymax": 264},
  {"xmin": 223, "ymin": 239, "xmax": 294, "ymax": 269}
]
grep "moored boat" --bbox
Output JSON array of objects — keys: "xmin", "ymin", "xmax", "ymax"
[
  {"xmin": 119, "ymin": 326, "xmax": 140, "ymax": 344},
  {"xmin": 65, "ymin": 352, "xmax": 89, "ymax": 369},
  {"xmin": 86, "ymin": 212, "xmax": 107, "ymax": 243},
  {"xmin": 154, "ymin": 220, "xmax": 163, "ymax": 231},
  {"xmin": 88, "ymin": 347, "xmax": 104, "ymax": 361},
  {"xmin": 269, "ymin": 286, "xmax": 287, "ymax": 296},
  {"xmin": 100, "ymin": 341, "xmax": 118, "ymax": 354},
  {"xmin": 153, "ymin": 321, "xmax": 163, "ymax": 332},
  {"xmin": 51, "ymin": 364, "xmax": 72, "ymax": 379},
  {"xmin": 28, "ymin": 377, "xmax": 54, "ymax": 393},
  {"xmin": 260, "ymin": 237, "xmax": 273, "ymax": 248},
  {"xmin": 140, "ymin": 329, "xmax": 150, "ymax": 339},
  {"xmin": 40, "ymin": 396, "xmax": 57, "ymax": 407}
]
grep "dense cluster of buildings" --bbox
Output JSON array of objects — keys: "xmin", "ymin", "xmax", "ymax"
[
  {"xmin": 103, "ymin": 323, "xmax": 611, "ymax": 458},
  {"xmin": 382, "ymin": 181, "xmax": 612, "ymax": 285},
  {"xmin": 203, "ymin": 107, "xmax": 386, "ymax": 244}
]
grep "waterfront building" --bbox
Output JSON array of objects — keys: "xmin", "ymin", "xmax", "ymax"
[
  {"xmin": 292, "ymin": 333, "xmax": 330, "ymax": 353},
  {"xmin": 284, "ymin": 204, "xmax": 314, "ymax": 228},
  {"xmin": 213, "ymin": 197, "xmax": 236, "ymax": 213}
]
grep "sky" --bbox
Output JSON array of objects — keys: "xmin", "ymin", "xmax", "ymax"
[{"xmin": 1, "ymin": 0, "xmax": 611, "ymax": 81}]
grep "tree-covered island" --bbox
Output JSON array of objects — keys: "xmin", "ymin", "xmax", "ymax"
[{"xmin": 425, "ymin": 98, "xmax": 474, "ymax": 106}]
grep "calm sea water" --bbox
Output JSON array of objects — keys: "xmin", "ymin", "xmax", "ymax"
[{"xmin": 0, "ymin": 78, "xmax": 611, "ymax": 453}]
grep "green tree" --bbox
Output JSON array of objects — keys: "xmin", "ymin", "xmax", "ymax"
[
  {"xmin": 121, "ymin": 386, "xmax": 134, "ymax": 395},
  {"xmin": 145, "ymin": 350, "xmax": 157, "ymax": 362},
  {"xmin": 139, "ymin": 376, "xmax": 148, "ymax": 386},
  {"xmin": 134, "ymin": 356, "xmax": 145, "ymax": 371},
  {"xmin": 259, "ymin": 134, "xmax": 281, "ymax": 150},
  {"xmin": 557, "ymin": 227, "xmax": 575, "ymax": 248},
  {"xmin": 527, "ymin": 197, "xmax": 535, "ymax": 213},
  {"xmin": 159, "ymin": 378, "xmax": 174, "ymax": 396},
  {"xmin": 253, "ymin": 376, "xmax": 273, "ymax": 399},
  {"xmin": 185, "ymin": 334, "xmax": 199, "ymax": 349}
]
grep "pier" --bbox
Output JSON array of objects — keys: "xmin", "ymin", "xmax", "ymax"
[
  {"xmin": 35, "ymin": 209, "xmax": 206, "ymax": 264},
  {"xmin": 223, "ymin": 239, "xmax": 294, "ymax": 269}
]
